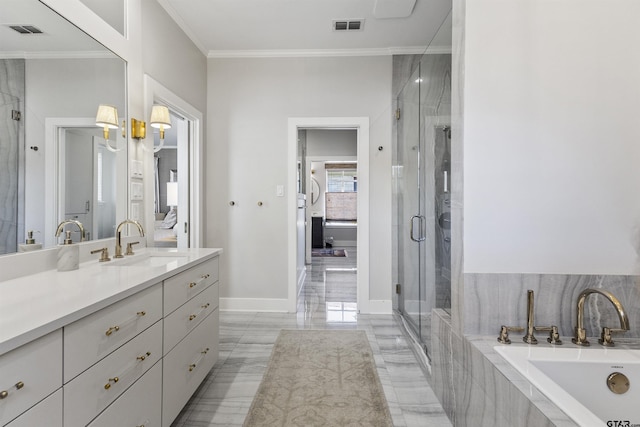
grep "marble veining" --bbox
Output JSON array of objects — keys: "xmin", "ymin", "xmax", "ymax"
[
  {"xmin": 463, "ymin": 273, "xmax": 640, "ymax": 339},
  {"xmin": 431, "ymin": 310, "xmax": 579, "ymax": 427},
  {"xmin": 0, "ymin": 59, "xmax": 25, "ymax": 255}
]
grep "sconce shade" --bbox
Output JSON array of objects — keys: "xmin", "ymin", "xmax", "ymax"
[
  {"xmin": 166, "ymin": 181, "xmax": 178, "ymax": 207},
  {"xmin": 96, "ymin": 104, "xmax": 119, "ymax": 129},
  {"xmin": 96, "ymin": 104, "xmax": 119, "ymax": 144},
  {"xmin": 150, "ymin": 105, "xmax": 172, "ymax": 129}
]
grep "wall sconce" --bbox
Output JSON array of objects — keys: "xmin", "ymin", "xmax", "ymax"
[
  {"xmin": 150, "ymin": 105, "xmax": 172, "ymax": 152},
  {"xmin": 131, "ymin": 118, "xmax": 146, "ymax": 139},
  {"xmin": 166, "ymin": 181, "xmax": 178, "ymax": 208},
  {"xmin": 95, "ymin": 104, "xmax": 121, "ymax": 152}
]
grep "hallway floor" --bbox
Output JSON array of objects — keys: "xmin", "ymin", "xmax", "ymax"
[{"xmin": 172, "ymin": 247, "xmax": 450, "ymax": 426}]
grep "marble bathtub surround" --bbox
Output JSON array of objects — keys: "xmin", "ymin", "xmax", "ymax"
[
  {"xmin": 462, "ymin": 273, "xmax": 640, "ymax": 340},
  {"xmin": 431, "ymin": 310, "xmax": 579, "ymax": 427}
]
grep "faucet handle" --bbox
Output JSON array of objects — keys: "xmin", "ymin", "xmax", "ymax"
[
  {"xmin": 91, "ymin": 247, "xmax": 111, "ymax": 262},
  {"xmin": 535, "ymin": 325, "xmax": 563, "ymax": 345},
  {"xmin": 126, "ymin": 241, "xmax": 140, "ymax": 256},
  {"xmin": 599, "ymin": 327, "xmax": 627, "ymax": 347},
  {"xmin": 498, "ymin": 325, "xmax": 524, "ymax": 344}
]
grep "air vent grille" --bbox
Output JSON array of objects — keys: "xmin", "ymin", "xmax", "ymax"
[
  {"xmin": 333, "ymin": 19, "xmax": 364, "ymax": 32},
  {"xmin": 8, "ymin": 25, "xmax": 43, "ymax": 34}
]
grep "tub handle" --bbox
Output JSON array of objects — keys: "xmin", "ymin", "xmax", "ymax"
[
  {"xmin": 599, "ymin": 327, "xmax": 626, "ymax": 347},
  {"xmin": 497, "ymin": 325, "xmax": 524, "ymax": 344},
  {"xmin": 535, "ymin": 325, "xmax": 563, "ymax": 345}
]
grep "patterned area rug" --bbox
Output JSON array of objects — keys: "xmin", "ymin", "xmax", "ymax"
[{"xmin": 243, "ymin": 330, "xmax": 393, "ymax": 427}]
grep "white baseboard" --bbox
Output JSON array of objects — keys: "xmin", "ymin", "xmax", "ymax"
[{"xmin": 220, "ymin": 298, "xmax": 290, "ymax": 312}]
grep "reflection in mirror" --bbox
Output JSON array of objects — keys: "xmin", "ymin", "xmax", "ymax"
[
  {"xmin": 78, "ymin": 0, "xmax": 126, "ymax": 36},
  {"xmin": 58, "ymin": 127, "xmax": 120, "ymax": 242},
  {"xmin": 0, "ymin": 0, "xmax": 127, "ymax": 255},
  {"xmin": 153, "ymin": 111, "xmax": 179, "ymax": 248}
]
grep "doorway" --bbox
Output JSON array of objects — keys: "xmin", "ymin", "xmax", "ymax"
[
  {"xmin": 287, "ymin": 117, "xmax": 370, "ymax": 313},
  {"xmin": 144, "ymin": 75, "xmax": 203, "ymax": 250},
  {"xmin": 151, "ymin": 109, "xmax": 189, "ymax": 248}
]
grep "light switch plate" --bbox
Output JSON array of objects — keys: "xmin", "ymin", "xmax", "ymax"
[{"xmin": 276, "ymin": 185, "xmax": 284, "ymax": 197}]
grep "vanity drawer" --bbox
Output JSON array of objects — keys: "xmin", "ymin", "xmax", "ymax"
[
  {"xmin": 164, "ymin": 282, "xmax": 219, "ymax": 355},
  {"xmin": 87, "ymin": 361, "xmax": 161, "ymax": 427},
  {"xmin": 5, "ymin": 389, "xmax": 62, "ymax": 427},
  {"xmin": 162, "ymin": 309, "xmax": 219, "ymax": 427},
  {"xmin": 64, "ymin": 283, "xmax": 162, "ymax": 382},
  {"xmin": 0, "ymin": 330, "xmax": 62, "ymax": 426},
  {"xmin": 64, "ymin": 320, "xmax": 162, "ymax": 427},
  {"xmin": 164, "ymin": 257, "xmax": 218, "ymax": 314}
]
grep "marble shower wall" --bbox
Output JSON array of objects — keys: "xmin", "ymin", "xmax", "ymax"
[
  {"xmin": 463, "ymin": 273, "xmax": 640, "ymax": 339},
  {"xmin": 0, "ymin": 59, "xmax": 25, "ymax": 255}
]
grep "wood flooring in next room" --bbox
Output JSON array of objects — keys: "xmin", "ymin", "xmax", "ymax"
[{"xmin": 172, "ymin": 246, "xmax": 450, "ymax": 426}]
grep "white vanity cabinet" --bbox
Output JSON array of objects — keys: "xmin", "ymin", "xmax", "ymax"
[
  {"xmin": 63, "ymin": 283, "xmax": 163, "ymax": 382},
  {"xmin": 0, "ymin": 330, "xmax": 62, "ymax": 426},
  {"xmin": 162, "ymin": 257, "xmax": 220, "ymax": 427},
  {"xmin": 87, "ymin": 361, "xmax": 162, "ymax": 427},
  {"xmin": 64, "ymin": 321, "xmax": 162, "ymax": 427},
  {"xmin": 5, "ymin": 390, "xmax": 62, "ymax": 427},
  {"xmin": 0, "ymin": 249, "xmax": 221, "ymax": 427}
]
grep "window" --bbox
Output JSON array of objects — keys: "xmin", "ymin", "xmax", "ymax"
[
  {"xmin": 325, "ymin": 163, "xmax": 357, "ymax": 221},
  {"xmin": 326, "ymin": 170, "xmax": 357, "ymax": 192}
]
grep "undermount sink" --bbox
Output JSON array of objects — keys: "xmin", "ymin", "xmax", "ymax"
[{"xmin": 106, "ymin": 251, "xmax": 190, "ymax": 267}]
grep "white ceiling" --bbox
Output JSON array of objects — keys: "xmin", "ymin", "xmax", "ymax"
[
  {"xmin": 0, "ymin": 0, "xmax": 108, "ymax": 57},
  {"xmin": 159, "ymin": 0, "xmax": 452, "ymax": 57}
]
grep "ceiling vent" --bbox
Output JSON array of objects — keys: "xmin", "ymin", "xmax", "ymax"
[
  {"xmin": 8, "ymin": 25, "xmax": 43, "ymax": 34},
  {"xmin": 333, "ymin": 20, "xmax": 364, "ymax": 32}
]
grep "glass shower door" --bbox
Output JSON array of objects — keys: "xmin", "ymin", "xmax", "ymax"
[
  {"xmin": 397, "ymin": 64, "xmax": 426, "ymax": 339},
  {"xmin": 396, "ymin": 54, "xmax": 452, "ymax": 357},
  {"xmin": 0, "ymin": 93, "xmax": 20, "ymax": 255}
]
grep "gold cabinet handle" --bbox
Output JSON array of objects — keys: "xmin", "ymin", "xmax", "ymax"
[
  {"xmin": 188, "ymin": 347, "xmax": 211, "ymax": 372},
  {"xmin": 105, "ymin": 311, "xmax": 147, "ymax": 336},
  {"xmin": 189, "ymin": 303, "xmax": 211, "ymax": 322},
  {"xmin": 104, "ymin": 377, "xmax": 119, "ymax": 389},
  {"xmin": 105, "ymin": 325, "xmax": 120, "ymax": 336},
  {"xmin": 0, "ymin": 381, "xmax": 26, "ymax": 399},
  {"xmin": 104, "ymin": 349, "xmax": 151, "ymax": 390},
  {"xmin": 136, "ymin": 351, "xmax": 152, "ymax": 361},
  {"xmin": 188, "ymin": 273, "xmax": 210, "ymax": 288},
  {"xmin": 189, "ymin": 273, "xmax": 211, "ymax": 288}
]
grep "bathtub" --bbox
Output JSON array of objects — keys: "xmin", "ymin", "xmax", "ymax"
[{"xmin": 495, "ymin": 345, "xmax": 640, "ymax": 427}]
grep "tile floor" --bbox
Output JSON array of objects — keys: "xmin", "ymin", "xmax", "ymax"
[{"xmin": 172, "ymin": 247, "xmax": 451, "ymax": 426}]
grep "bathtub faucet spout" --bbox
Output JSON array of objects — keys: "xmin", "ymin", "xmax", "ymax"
[{"xmin": 572, "ymin": 288, "xmax": 630, "ymax": 347}]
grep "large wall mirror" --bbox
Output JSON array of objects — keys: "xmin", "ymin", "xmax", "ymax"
[{"xmin": 0, "ymin": 0, "xmax": 127, "ymax": 255}]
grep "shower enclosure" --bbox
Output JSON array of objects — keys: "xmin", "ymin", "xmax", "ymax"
[
  {"xmin": 0, "ymin": 91, "xmax": 21, "ymax": 255},
  {"xmin": 395, "ymin": 50, "xmax": 452, "ymax": 359}
]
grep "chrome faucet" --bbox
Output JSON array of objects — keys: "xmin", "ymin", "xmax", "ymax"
[
  {"xmin": 55, "ymin": 219, "xmax": 86, "ymax": 243},
  {"xmin": 115, "ymin": 220, "xmax": 145, "ymax": 258},
  {"xmin": 572, "ymin": 288, "xmax": 630, "ymax": 346}
]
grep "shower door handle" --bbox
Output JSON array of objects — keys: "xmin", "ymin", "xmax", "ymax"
[{"xmin": 410, "ymin": 215, "xmax": 426, "ymax": 242}]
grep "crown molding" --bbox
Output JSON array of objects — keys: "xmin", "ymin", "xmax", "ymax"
[
  {"xmin": 157, "ymin": 0, "xmax": 208, "ymax": 56},
  {"xmin": 208, "ymin": 46, "xmax": 426, "ymax": 59},
  {"xmin": 0, "ymin": 51, "xmax": 117, "ymax": 59}
]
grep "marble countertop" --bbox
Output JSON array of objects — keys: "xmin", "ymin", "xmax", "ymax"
[{"xmin": 0, "ymin": 247, "xmax": 222, "ymax": 356}]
